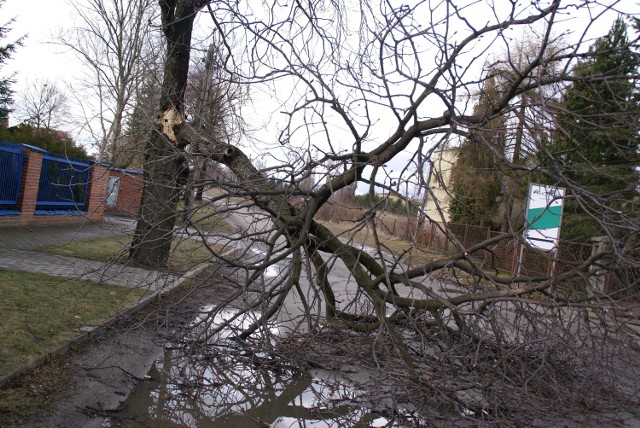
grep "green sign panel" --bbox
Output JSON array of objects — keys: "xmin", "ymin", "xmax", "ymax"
[{"xmin": 526, "ymin": 205, "xmax": 563, "ymax": 230}]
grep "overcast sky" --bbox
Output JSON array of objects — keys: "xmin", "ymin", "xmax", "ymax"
[
  {"xmin": 4, "ymin": 1, "xmax": 633, "ymax": 112},
  {"xmin": 3, "ymin": 0, "xmax": 81, "ymax": 92},
  {"xmin": 2, "ymin": 0, "xmax": 637, "ymax": 191},
  {"xmin": 3, "ymin": 1, "xmax": 635, "ymax": 119}
]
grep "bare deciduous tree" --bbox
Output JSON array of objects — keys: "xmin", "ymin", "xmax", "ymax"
[
  {"xmin": 129, "ymin": 0, "xmax": 640, "ymax": 422},
  {"xmin": 15, "ymin": 79, "xmax": 68, "ymax": 130},
  {"xmin": 184, "ymin": 40, "xmax": 246, "ymax": 205},
  {"xmin": 59, "ymin": 0, "xmax": 159, "ymax": 162}
]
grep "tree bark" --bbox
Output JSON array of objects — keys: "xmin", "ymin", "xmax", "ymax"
[{"xmin": 130, "ymin": 0, "xmax": 207, "ymax": 268}]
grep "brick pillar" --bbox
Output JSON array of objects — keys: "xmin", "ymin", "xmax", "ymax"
[
  {"xmin": 86, "ymin": 163, "xmax": 110, "ymax": 221},
  {"xmin": 17, "ymin": 146, "xmax": 45, "ymax": 225}
]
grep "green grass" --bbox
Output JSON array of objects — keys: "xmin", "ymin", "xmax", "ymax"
[
  {"xmin": 40, "ymin": 203, "xmax": 231, "ymax": 272},
  {"xmin": 169, "ymin": 236, "xmax": 222, "ymax": 270},
  {"xmin": 0, "ymin": 269, "xmax": 145, "ymax": 378},
  {"xmin": 40, "ymin": 235, "xmax": 220, "ymax": 272},
  {"xmin": 41, "ymin": 234, "xmax": 132, "ymax": 263},
  {"xmin": 178, "ymin": 201, "xmax": 234, "ymax": 234}
]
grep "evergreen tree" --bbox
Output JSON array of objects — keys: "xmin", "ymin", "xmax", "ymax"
[
  {"xmin": 0, "ymin": 0, "xmax": 22, "ymax": 124},
  {"xmin": 450, "ymin": 76, "xmax": 506, "ymax": 227},
  {"xmin": 547, "ymin": 18, "xmax": 639, "ymax": 241},
  {"xmin": 117, "ymin": 75, "xmax": 161, "ymax": 169},
  {"xmin": 0, "ymin": 124, "xmax": 90, "ymax": 160}
]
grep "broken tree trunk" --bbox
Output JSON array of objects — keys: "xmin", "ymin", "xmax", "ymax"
[{"xmin": 130, "ymin": 0, "xmax": 208, "ymax": 268}]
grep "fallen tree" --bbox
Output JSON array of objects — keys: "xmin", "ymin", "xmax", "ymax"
[{"xmin": 128, "ymin": 0, "xmax": 640, "ymax": 423}]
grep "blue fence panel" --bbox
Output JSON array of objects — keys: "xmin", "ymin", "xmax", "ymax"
[
  {"xmin": 36, "ymin": 155, "xmax": 91, "ymax": 213},
  {"xmin": 0, "ymin": 145, "xmax": 24, "ymax": 213}
]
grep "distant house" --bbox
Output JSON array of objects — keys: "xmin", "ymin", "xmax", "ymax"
[{"xmin": 422, "ymin": 148, "xmax": 458, "ymax": 223}]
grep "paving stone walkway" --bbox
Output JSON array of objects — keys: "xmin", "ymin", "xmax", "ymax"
[
  {"xmin": 0, "ymin": 216, "xmax": 181, "ymax": 290},
  {"xmin": 0, "ymin": 216, "xmax": 134, "ymax": 250}
]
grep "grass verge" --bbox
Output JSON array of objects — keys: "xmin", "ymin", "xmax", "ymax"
[
  {"xmin": 177, "ymin": 201, "xmax": 234, "ymax": 234},
  {"xmin": 40, "ymin": 235, "xmax": 221, "ymax": 273},
  {"xmin": 0, "ymin": 269, "xmax": 145, "ymax": 379},
  {"xmin": 321, "ymin": 219, "xmax": 447, "ymax": 267}
]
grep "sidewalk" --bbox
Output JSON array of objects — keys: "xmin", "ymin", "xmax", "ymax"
[
  {"xmin": 0, "ymin": 215, "xmax": 135, "ymax": 250},
  {"xmin": 0, "ymin": 216, "xmax": 181, "ymax": 289}
]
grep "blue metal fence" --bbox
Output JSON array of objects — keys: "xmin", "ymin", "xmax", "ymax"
[
  {"xmin": 0, "ymin": 145, "xmax": 24, "ymax": 213},
  {"xmin": 36, "ymin": 155, "xmax": 91, "ymax": 213}
]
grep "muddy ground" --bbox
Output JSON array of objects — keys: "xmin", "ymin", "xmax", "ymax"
[
  {"xmin": 0, "ymin": 264, "xmax": 239, "ymax": 428},
  {"xmin": 1, "ymin": 262, "xmax": 640, "ymax": 428}
]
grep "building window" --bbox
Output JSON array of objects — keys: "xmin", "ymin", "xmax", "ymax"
[{"xmin": 106, "ymin": 176, "xmax": 120, "ymax": 206}]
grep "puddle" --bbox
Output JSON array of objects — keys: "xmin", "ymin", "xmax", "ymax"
[
  {"xmin": 249, "ymin": 247, "xmax": 282, "ymax": 278},
  {"xmin": 107, "ymin": 307, "xmax": 401, "ymax": 427}
]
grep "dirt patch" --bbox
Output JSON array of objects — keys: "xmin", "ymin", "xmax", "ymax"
[{"xmin": 0, "ymin": 358, "xmax": 72, "ymax": 427}]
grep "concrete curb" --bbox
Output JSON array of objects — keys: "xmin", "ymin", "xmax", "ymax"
[{"xmin": 0, "ymin": 262, "xmax": 212, "ymax": 390}]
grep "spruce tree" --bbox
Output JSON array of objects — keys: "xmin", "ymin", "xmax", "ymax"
[
  {"xmin": 450, "ymin": 75, "xmax": 506, "ymax": 227},
  {"xmin": 0, "ymin": 0, "xmax": 21, "ymax": 124},
  {"xmin": 548, "ymin": 17, "xmax": 639, "ymax": 241}
]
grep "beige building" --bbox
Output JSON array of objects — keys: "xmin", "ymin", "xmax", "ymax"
[{"xmin": 421, "ymin": 148, "xmax": 458, "ymax": 223}]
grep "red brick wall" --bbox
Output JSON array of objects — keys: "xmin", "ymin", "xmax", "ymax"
[{"xmin": 105, "ymin": 170, "xmax": 144, "ymax": 217}]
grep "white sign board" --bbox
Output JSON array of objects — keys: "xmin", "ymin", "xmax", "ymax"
[{"xmin": 524, "ymin": 184, "xmax": 565, "ymax": 251}]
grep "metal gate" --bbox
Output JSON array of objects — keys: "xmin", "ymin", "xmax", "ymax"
[
  {"xmin": 36, "ymin": 155, "xmax": 91, "ymax": 212},
  {"xmin": 0, "ymin": 144, "xmax": 24, "ymax": 213}
]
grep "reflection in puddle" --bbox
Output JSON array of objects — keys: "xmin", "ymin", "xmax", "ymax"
[
  {"xmin": 109, "ymin": 308, "xmax": 395, "ymax": 427},
  {"xmin": 250, "ymin": 247, "xmax": 281, "ymax": 278},
  {"xmin": 190, "ymin": 305, "xmax": 280, "ymax": 342},
  {"xmin": 264, "ymin": 265, "xmax": 279, "ymax": 277}
]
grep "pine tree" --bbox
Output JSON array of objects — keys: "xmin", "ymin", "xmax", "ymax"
[
  {"xmin": 450, "ymin": 76, "xmax": 506, "ymax": 227},
  {"xmin": 548, "ymin": 17, "xmax": 639, "ymax": 241},
  {"xmin": 0, "ymin": 0, "xmax": 22, "ymax": 124}
]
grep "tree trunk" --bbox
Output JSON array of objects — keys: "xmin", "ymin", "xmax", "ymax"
[
  {"xmin": 194, "ymin": 160, "xmax": 207, "ymax": 201},
  {"xmin": 501, "ymin": 97, "xmax": 526, "ymax": 232},
  {"xmin": 130, "ymin": 0, "xmax": 205, "ymax": 268},
  {"xmin": 130, "ymin": 138, "xmax": 184, "ymax": 267}
]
